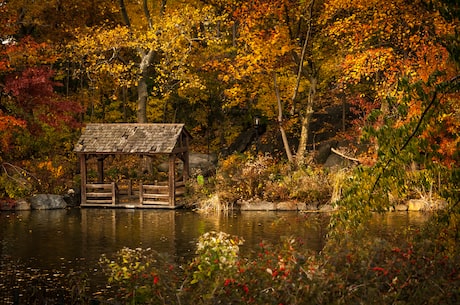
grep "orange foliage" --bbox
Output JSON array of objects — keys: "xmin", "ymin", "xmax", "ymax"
[
  {"xmin": 5, "ymin": 36, "xmax": 58, "ymax": 69},
  {"xmin": 323, "ymin": 0, "xmax": 459, "ymax": 166},
  {"xmin": 0, "ymin": 112, "xmax": 26, "ymax": 153}
]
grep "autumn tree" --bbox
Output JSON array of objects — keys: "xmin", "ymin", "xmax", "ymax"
[
  {"xmin": 0, "ymin": 1, "xmax": 86, "ymax": 198},
  {"xmin": 0, "ymin": 2, "xmax": 83, "ymax": 161},
  {"xmin": 206, "ymin": 0, "xmax": 339, "ymax": 163},
  {"xmin": 67, "ymin": 0, "xmax": 219, "ymax": 124},
  {"xmin": 4, "ymin": 0, "xmax": 119, "ymax": 42},
  {"xmin": 0, "ymin": 2, "xmax": 24, "ymax": 156},
  {"xmin": 322, "ymin": 0, "xmax": 459, "ymax": 228},
  {"xmin": 322, "ymin": 0, "xmax": 459, "ymax": 165},
  {"xmin": 1, "ymin": 39, "xmax": 84, "ymax": 159}
]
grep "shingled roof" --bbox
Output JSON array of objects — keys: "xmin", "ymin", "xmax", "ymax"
[{"xmin": 74, "ymin": 123, "xmax": 190, "ymax": 154}]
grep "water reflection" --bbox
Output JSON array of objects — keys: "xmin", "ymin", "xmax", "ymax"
[{"xmin": 0, "ymin": 209, "xmax": 430, "ymax": 271}]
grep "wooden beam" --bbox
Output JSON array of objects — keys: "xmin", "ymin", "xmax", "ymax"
[
  {"xmin": 172, "ymin": 146, "xmax": 188, "ymax": 154},
  {"xmin": 169, "ymin": 154, "xmax": 176, "ymax": 206},
  {"xmin": 80, "ymin": 154, "xmax": 87, "ymax": 205},
  {"xmin": 139, "ymin": 181, "xmax": 144, "ymax": 205},
  {"xmin": 183, "ymin": 150, "xmax": 190, "ymax": 181},
  {"xmin": 97, "ymin": 156, "xmax": 104, "ymax": 183},
  {"xmin": 111, "ymin": 182, "xmax": 116, "ymax": 205}
]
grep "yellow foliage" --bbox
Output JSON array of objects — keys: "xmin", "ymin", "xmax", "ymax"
[
  {"xmin": 38, "ymin": 160, "xmax": 64, "ymax": 179},
  {"xmin": 67, "ymin": 1, "xmax": 218, "ymax": 99},
  {"xmin": 324, "ymin": 0, "xmax": 458, "ymax": 99}
]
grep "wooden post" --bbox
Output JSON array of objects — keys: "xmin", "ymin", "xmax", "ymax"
[
  {"xmin": 128, "ymin": 179, "xmax": 132, "ymax": 196},
  {"xmin": 97, "ymin": 156, "xmax": 104, "ymax": 183},
  {"xmin": 111, "ymin": 182, "xmax": 116, "ymax": 205},
  {"xmin": 183, "ymin": 151, "xmax": 190, "ymax": 181},
  {"xmin": 139, "ymin": 181, "xmax": 143, "ymax": 205},
  {"xmin": 169, "ymin": 154, "xmax": 176, "ymax": 207},
  {"xmin": 80, "ymin": 154, "xmax": 87, "ymax": 205},
  {"xmin": 184, "ymin": 134, "xmax": 190, "ymax": 180}
]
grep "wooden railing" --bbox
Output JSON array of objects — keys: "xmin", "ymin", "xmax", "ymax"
[
  {"xmin": 81, "ymin": 180, "xmax": 185, "ymax": 207},
  {"xmin": 139, "ymin": 182, "xmax": 169, "ymax": 205},
  {"xmin": 139, "ymin": 181, "xmax": 186, "ymax": 206},
  {"xmin": 84, "ymin": 183, "xmax": 117, "ymax": 205}
]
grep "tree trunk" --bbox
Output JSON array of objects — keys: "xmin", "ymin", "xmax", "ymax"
[
  {"xmin": 137, "ymin": 50, "xmax": 154, "ymax": 123},
  {"xmin": 118, "ymin": 0, "xmax": 131, "ymax": 27},
  {"xmin": 296, "ymin": 75, "xmax": 316, "ymax": 164},
  {"xmin": 137, "ymin": 80, "xmax": 148, "ymax": 123},
  {"xmin": 119, "ymin": 0, "xmax": 157, "ymax": 123},
  {"xmin": 290, "ymin": 0, "xmax": 316, "ymax": 164},
  {"xmin": 160, "ymin": 0, "xmax": 167, "ymax": 16},
  {"xmin": 143, "ymin": 0, "xmax": 153, "ymax": 28},
  {"xmin": 274, "ymin": 73, "xmax": 294, "ymax": 162}
]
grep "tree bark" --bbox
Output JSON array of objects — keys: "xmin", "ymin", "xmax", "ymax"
[
  {"xmin": 143, "ymin": 0, "xmax": 153, "ymax": 29},
  {"xmin": 296, "ymin": 75, "xmax": 316, "ymax": 164},
  {"xmin": 292, "ymin": 0, "xmax": 316, "ymax": 164},
  {"xmin": 118, "ymin": 0, "xmax": 131, "ymax": 27},
  {"xmin": 136, "ymin": 76, "xmax": 148, "ymax": 123},
  {"xmin": 290, "ymin": 0, "xmax": 314, "ymax": 116},
  {"xmin": 274, "ymin": 73, "xmax": 294, "ymax": 163},
  {"xmin": 137, "ymin": 50, "xmax": 154, "ymax": 123},
  {"xmin": 118, "ymin": 0, "xmax": 160, "ymax": 123},
  {"xmin": 160, "ymin": 0, "xmax": 167, "ymax": 16}
]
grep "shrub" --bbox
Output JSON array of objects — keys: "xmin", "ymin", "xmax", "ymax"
[
  {"xmin": 183, "ymin": 231, "xmax": 244, "ymax": 303},
  {"xmin": 215, "ymin": 153, "xmax": 333, "ymax": 205},
  {"xmin": 99, "ymin": 247, "xmax": 178, "ymax": 305},
  {"xmin": 2, "ymin": 203, "xmax": 458, "ymax": 305},
  {"xmin": 324, "ymin": 203, "xmax": 460, "ymax": 304},
  {"xmin": 0, "ymin": 162, "xmax": 36, "ymax": 199}
]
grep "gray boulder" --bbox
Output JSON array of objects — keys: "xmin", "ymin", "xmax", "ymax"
[
  {"xmin": 30, "ymin": 194, "xmax": 67, "ymax": 210},
  {"xmin": 189, "ymin": 153, "xmax": 217, "ymax": 177},
  {"xmin": 158, "ymin": 152, "xmax": 217, "ymax": 177},
  {"xmin": 239, "ymin": 200, "xmax": 276, "ymax": 211},
  {"xmin": 276, "ymin": 201, "xmax": 299, "ymax": 211},
  {"xmin": 323, "ymin": 152, "xmax": 353, "ymax": 169},
  {"xmin": 314, "ymin": 141, "xmax": 338, "ymax": 164}
]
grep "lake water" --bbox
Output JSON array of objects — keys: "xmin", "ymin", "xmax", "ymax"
[{"xmin": 0, "ymin": 208, "xmax": 429, "ymax": 273}]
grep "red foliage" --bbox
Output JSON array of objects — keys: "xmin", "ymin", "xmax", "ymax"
[
  {"xmin": 0, "ymin": 112, "xmax": 26, "ymax": 153},
  {"xmin": 4, "ymin": 67, "xmax": 83, "ymax": 130},
  {"xmin": 5, "ymin": 67, "xmax": 56, "ymax": 105}
]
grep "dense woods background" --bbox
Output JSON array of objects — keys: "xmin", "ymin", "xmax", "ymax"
[
  {"xmin": 0, "ymin": 1, "xmax": 459, "ymax": 303},
  {"xmin": 0, "ymin": 0, "xmax": 458, "ymax": 204}
]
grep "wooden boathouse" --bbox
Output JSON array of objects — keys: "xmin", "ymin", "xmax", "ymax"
[{"xmin": 74, "ymin": 123, "xmax": 191, "ymax": 209}]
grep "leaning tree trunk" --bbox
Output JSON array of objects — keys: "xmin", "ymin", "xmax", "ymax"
[
  {"xmin": 274, "ymin": 73, "xmax": 294, "ymax": 163},
  {"xmin": 292, "ymin": 0, "xmax": 316, "ymax": 164},
  {"xmin": 296, "ymin": 75, "xmax": 317, "ymax": 164}
]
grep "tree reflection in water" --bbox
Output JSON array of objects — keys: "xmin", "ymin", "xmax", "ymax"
[{"xmin": 0, "ymin": 209, "xmax": 429, "ymax": 303}]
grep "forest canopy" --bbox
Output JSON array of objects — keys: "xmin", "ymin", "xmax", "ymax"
[
  {"xmin": 0, "ymin": 0, "xmax": 458, "ymax": 202},
  {"xmin": 0, "ymin": 2, "xmax": 459, "ymax": 303}
]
